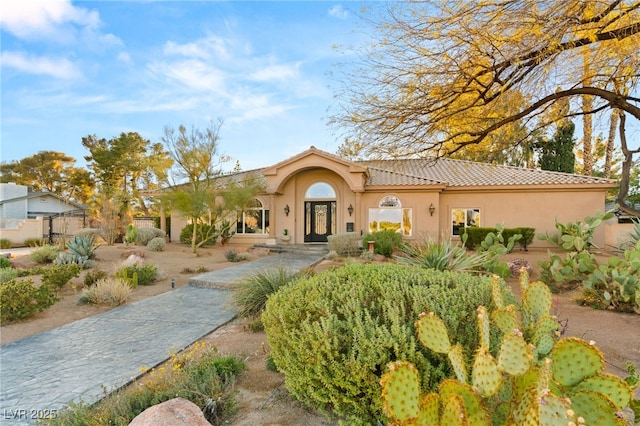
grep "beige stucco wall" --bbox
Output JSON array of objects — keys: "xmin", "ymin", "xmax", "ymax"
[
  {"xmin": 439, "ymin": 188, "xmax": 610, "ymax": 249},
  {"xmin": 0, "ymin": 218, "xmax": 43, "ymax": 245}
]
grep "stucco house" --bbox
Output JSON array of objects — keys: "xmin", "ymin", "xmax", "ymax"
[
  {"xmin": 170, "ymin": 146, "xmax": 617, "ymax": 249},
  {"xmin": 0, "ymin": 182, "xmax": 86, "ymax": 243}
]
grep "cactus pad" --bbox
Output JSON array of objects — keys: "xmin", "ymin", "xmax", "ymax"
[
  {"xmin": 416, "ymin": 312, "xmax": 451, "ymax": 354},
  {"xmin": 551, "ymin": 337, "xmax": 604, "ymax": 387},
  {"xmin": 570, "ymin": 389, "xmax": 627, "ymax": 426},
  {"xmin": 477, "ymin": 306, "xmax": 491, "ymax": 349},
  {"xmin": 537, "ymin": 393, "xmax": 575, "ymax": 426},
  {"xmin": 572, "ymin": 373, "xmax": 633, "ymax": 408},
  {"xmin": 523, "ymin": 281, "xmax": 552, "ymax": 325},
  {"xmin": 440, "ymin": 394, "xmax": 467, "ymax": 426},
  {"xmin": 448, "ymin": 344, "xmax": 468, "ymax": 383},
  {"xmin": 417, "ymin": 393, "xmax": 440, "ymax": 425},
  {"xmin": 380, "ymin": 361, "xmax": 420, "ymax": 422},
  {"xmin": 510, "ymin": 386, "xmax": 542, "ymax": 426},
  {"xmin": 497, "ymin": 332, "xmax": 532, "ymax": 376},
  {"xmin": 472, "ymin": 347, "xmax": 502, "ymax": 397},
  {"xmin": 532, "ymin": 329, "xmax": 555, "ymax": 357},
  {"xmin": 491, "ymin": 275, "xmax": 505, "ymax": 309},
  {"xmin": 439, "ymin": 379, "xmax": 491, "ymax": 426},
  {"xmin": 492, "ymin": 307, "xmax": 519, "ymax": 335}
]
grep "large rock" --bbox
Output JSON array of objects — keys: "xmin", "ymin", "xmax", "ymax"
[
  {"xmin": 129, "ymin": 398, "xmax": 211, "ymax": 426},
  {"xmin": 507, "ymin": 258, "xmax": 533, "ymax": 278}
]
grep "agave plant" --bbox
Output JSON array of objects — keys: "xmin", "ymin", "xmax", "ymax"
[
  {"xmin": 66, "ymin": 234, "xmax": 99, "ymax": 259},
  {"xmin": 397, "ymin": 234, "xmax": 490, "ymax": 272}
]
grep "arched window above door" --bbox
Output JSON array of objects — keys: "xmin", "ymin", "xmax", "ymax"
[{"xmin": 305, "ymin": 182, "xmax": 336, "ymax": 199}]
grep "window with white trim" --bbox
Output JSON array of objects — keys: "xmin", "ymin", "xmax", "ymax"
[
  {"xmin": 368, "ymin": 195, "xmax": 412, "ymax": 236},
  {"xmin": 451, "ymin": 208, "xmax": 480, "ymax": 236},
  {"xmin": 236, "ymin": 198, "xmax": 269, "ymax": 234}
]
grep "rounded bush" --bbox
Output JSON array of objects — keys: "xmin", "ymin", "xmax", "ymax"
[
  {"xmin": 362, "ymin": 230, "xmax": 403, "ymax": 257},
  {"xmin": 146, "ymin": 237, "xmax": 166, "ymax": 252},
  {"xmin": 30, "ymin": 245, "xmax": 61, "ymax": 264},
  {"xmin": 262, "ymin": 263, "xmax": 497, "ymax": 424},
  {"xmin": 0, "ymin": 256, "xmax": 10, "ymax": 269},
  {"xmin": 136, "ymin": 228, "xmax": 165, "ymax": 246}
]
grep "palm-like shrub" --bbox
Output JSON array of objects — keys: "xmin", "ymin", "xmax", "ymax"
[
  {"xmin": 233, "ymin": 266, "xmax": 301, "ymax": 319},
  {"xmin": 398, "ymin": 235, "xmax": 489, "ymax": 272}
]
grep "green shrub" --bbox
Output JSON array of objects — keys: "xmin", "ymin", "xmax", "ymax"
[
  {"xmin": 146, "ymin": 237, "xmax": 166, "ymax": 252},
  {"xmin": 117, "ymin": 264, "xmax": 158, "ymax": 286},
  {"xmin": 124, "ymin": 224, "xmax": 138, "ymax": 245},
  {"xmin": 23, "ymin": 238, "xmax": 45, "ymax": 247},
  {"xmin": 137, "ymin": 228, "xmax": 165, "ymax": 246},
  {"xmin": 79, "ymin": 278, "xmax": 132, "ymax": 306},
  {"xmin": 262, "ymin": 263, "xmax": 499, "ymax": 424},
  {"xmin": 0, "ymin": 279, "xmax": 58, "ymax": 323},
  {"xmin": 179, "ymin": 223, "xmax": 217, "ymax": 246},
  {"xmin": 30, "ymin": 244, "xmax": 61, "ymax": 264},
  {"xmin": 0, "ymin": 256, "xmax": 10, "ymax": 269},
  {"xmin": 362, "ymin": 230, "xmax": 403, "ymax": 257},
  {"xmin": 0, "ymin": 238, "xmax": 11, "ymax": 249},
  {"xmin": 0, "ymin": 267, "xmax": 18, "ymax": 284},
  {"xmin": 328, "ymin": 232, "xmax": 363, "ymax": 256},
  {"xmin": 84, "ymin": 269, "xmax": 109, "ymax": 287},
  {"xmin": 233, "ymin": 266, "xmax": 301, "ymax": 319},
  {"xmin": 42, "ymin": 264, "xmax": 81, "ymax": 289}
]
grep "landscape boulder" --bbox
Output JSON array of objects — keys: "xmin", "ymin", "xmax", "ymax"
[
  {"xmin": 507, "ymin": 258, "xmax": 533, "ymax": 278},
  {"xmin": 128, "ymin": 398, "xmax": 211, "ymax": 426}
]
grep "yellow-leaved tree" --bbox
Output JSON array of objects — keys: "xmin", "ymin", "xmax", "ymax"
[{"xmin": 331, "ymin": 0, "xmax": 640, "ymax": 215}]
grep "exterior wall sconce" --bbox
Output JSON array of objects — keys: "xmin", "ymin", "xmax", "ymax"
[
  {"xmin": 348, "ymin": 203, "xmax": 354, "ymax": 216},
  {"xmin": 284, "ymin": 204, "xmax": 290, "ymax": 216},
  {"xmin": 429, "ymin": 203, "xmax": 435, "ymax": 216}
]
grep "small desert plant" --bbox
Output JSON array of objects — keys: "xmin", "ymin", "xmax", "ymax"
[
  {"xmin": 398, "ymin": 234, "xmax": 489, "ymax": 272},
  {"xmin": 0, "ymin": 256, "xmax": 10, "ymax": 269},
  {"xmin": 0, "ymin": 278, "xmax": 58, "ymax": 323},
  {"xmin": 136, "ymin": 227, "xmax": 165, "ymax": 246},
  {"xmin": 146, "ymin": 237, "xmax": 166, "ymax": 252},
  {"xmin": 0, "ymin": 238, "xmax": 11, "ymax": 249},
  {"xmin": 124, "ymin": 224, "xmax": 138, "ymax": 246},
  {"xmin": 42, "ymin": 264, "xmax": 81, "ymax": 289},
  {"xmin": 328, "ymin": 232, "xmax": 362, "ymax": 256},
  {"xmin": 67, "ymin": 234, "xmax": 99, "ymax": 259},
  {"xmin": 0, "ymin": 267, "xmax": 18, "ymax": 284},
  {"xmin": 53, "ymin": 252, "xmax": 94, "ymax": 268},
  {"xmin": 233, "ymin": 266, "xmax": 300, "ymax": 319},
  {"xmin": 30, "ymin": 244, "xmax": 61, "ymax": 264},
  {"xmin": 23, "ymin": 238, "xmax": 45, "ymax": 247},
  {"xmin": 79, "ymin": 277, "xmax": 132, "ymax": 306},
  {"xmin": 117, "ymin": 263, "xmax": 158, "ymax": 286},
  {"xmin": 84, "ymin": 269, "xmax": 109, "ymax": 287},
  {"xmin": 224, "ymin": 248, "xmax": 248, "ymax": 262}
]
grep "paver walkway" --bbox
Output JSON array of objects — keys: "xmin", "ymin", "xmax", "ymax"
[{"xmin": 0, "ymin": 250, "xmax": 325, "ymax": 425}]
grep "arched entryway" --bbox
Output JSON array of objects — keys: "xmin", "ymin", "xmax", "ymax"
[{"xmin": 304, "ymin": 182, "xmax": 336, "ymax": 243}]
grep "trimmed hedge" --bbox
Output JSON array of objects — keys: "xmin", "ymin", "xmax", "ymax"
[
  {"xmin": 463, "ymin": 227, "xmax": 535, "ymax": 250},
  {"xmin": 262, "ymin": 263, "xmax": 502, "ymax": 425},
  {"xmin": 361, "ymin": 229, "xmax": 403, "ymax": 257},
  {"xmin": 327, "ymin": 232, "xmax": 362, "ymax": 256}
]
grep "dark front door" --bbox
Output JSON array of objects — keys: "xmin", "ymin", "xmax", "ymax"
[{"xmin": 304, "ymin": 201, "xmax": 335, "ymax": 242}]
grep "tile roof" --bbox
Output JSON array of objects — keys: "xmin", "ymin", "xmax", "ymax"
[{"xmin": 358, "ymin": 158, "xmax": 616, "ymax": 188}]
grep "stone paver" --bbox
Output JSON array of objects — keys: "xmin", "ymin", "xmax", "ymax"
[{"xmin": 0, "ymin": 250, "xmax": 325, "ymax": 425}]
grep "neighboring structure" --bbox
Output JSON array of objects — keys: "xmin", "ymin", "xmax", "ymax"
[
  {"xmin": 171, "ymin": 146, "xmax": 617, "ymax": 249},
  {"xmin": 0, "ymin": 183, "xmax": 86, "ymax": 244}
]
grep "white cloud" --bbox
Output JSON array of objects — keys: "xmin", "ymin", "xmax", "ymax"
[
  {"xmin": 1, "ymin": 51, "xmax": 81, "ymax": 79},
  {"xmin": 117, "ymin": 52, "xmax": 132, "ymax": 64},
  {"xmin": 328, "ymin": 5, "xmax": 349, "ymax": 20},
  {"xmin": 0, "ymin": 0, "xmax": 100, "ymax": 41},
  {"xmin": 250, "ymin": 63, "xmax": 299, "ymax": 82},
  {"xmin": 148, "ymin": 59, "xmax": 227, "ymax": 93},
  {"xmin": 163, "ymin": 35, "xmax": 230, "ymax": 61}
]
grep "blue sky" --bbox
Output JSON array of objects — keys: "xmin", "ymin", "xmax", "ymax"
[{"xmin": 1, "ymin": 1, "xmax": 368, "ymax": 171}]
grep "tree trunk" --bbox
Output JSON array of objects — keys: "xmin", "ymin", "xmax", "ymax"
[
  {"xmin": 604, "ymin": 109, "xmax": 619, "ymax": 178},
  {"xmin": 615, "ymin": 113, "xmax": 640, "ymax": 216},
  {"xmin": 582, "ymin": 95, "xmax": 593, "ymax": 176}
]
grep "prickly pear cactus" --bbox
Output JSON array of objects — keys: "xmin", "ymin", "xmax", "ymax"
[
  {"xmin": 497, "ymin": 331, "xmax": 532, "ymax": 376},
  {"xmin": 415, "ymin": 312, "xmax": 451, "ymax": 354},
  {"xmin": 380, "ymin": 361, "xmax": 420, "ymax": 423}
]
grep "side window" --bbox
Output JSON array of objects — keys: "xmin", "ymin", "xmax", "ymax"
[
  {"xmin": 451, "ymin": 208, "xmax": 480, "ymax": 236},
  {"xmin": 237, "ymin": 198, "xmax": 269, "ymax": 234}
]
